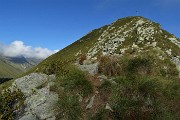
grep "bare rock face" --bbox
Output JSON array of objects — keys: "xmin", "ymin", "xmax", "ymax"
[{"xmin": 11, "ymin": 73, "xmax": 58, "ymax": 120}]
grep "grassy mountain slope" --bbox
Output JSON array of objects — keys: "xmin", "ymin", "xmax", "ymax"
[
  {"xmin": 35, "ymin": 16, "xmax": 180, "ymax": 74},
  {"xmin": 30, "ymin": 16, "xmax": 180, "ymax": 119}
]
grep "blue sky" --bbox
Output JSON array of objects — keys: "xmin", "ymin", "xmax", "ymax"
[{"xmin": 0, "ymin": 0, "xmax": 179, "ymax": 58}]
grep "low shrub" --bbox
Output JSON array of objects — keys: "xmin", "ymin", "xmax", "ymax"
[
  {"xmin": 90, "ymin": 108, "xmax": 108, "ymax": 120},
  {"xmin": 0, "ymin": 89, "xmax": 24, "ymax": 120},
  {"xmin": 98, "ymin": 80, "xmax": 112, "ymax": 92},
  {"xmin": 79, "ymin": 54, "xmax": 87, "ymax": 65},
  {"xmin": 110, "ymin": 76, "xmax": 180, "ymax": 120},
  {"xmin": 98, "ymin": 55, "xmax": 121, "ymax": 76},
  {"xmin": 62, "ymin": 65, "xmax": 93, "ymax": 97},
  {"xmin": 36, "ymin": 59, "xmax": 70, "ymax": 76},
  {"xmin": 125, "ymin": 57, "xmax": 152, "ymax": 77}
]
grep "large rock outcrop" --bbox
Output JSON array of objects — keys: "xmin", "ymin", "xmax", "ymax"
[{"xmin": 10, "ymin": 73, "xmax": 58, "ymax": 120}]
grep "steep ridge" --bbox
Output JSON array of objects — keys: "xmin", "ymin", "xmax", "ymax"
[{"xmin": 36, "ymin": 16, "xmax": 180, "ymax": 74}]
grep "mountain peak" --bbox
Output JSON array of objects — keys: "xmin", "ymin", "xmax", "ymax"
[
  {"xmin": 36, "ymin": 16, "xmax": 180, "ymax": 76},
  {"xmin": 85, "ymin": 16, "xmax": 178, "ymax": 58}
]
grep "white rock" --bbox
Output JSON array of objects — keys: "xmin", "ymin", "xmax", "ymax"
[
  {"xmin": 86, "ymin": 95, "xmax": 95, "ymax": 109},
  {"xmin": 105, "ymin": 103, "xmax": 113, "ymax": 112},
  {"xmin": 151, "ymin": 42, "xmax": 157, "ymax": 47},
  {"xmin": 136, "ymin": 19, "xmax": 145, "ymax": 27},
  {"xmin": 132, "ymin": 43, "xmax": 139, "ymax": 48},
  {"xmin": 169, "ymin": 38, "xmax": 180, "ymax": 48},
  {"xmin": 166, "ymin": 49, "xmax": 172, "ymax": 56}
]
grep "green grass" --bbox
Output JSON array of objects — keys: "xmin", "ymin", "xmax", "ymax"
[
  {"xmin": 0, "ymin": 79, "xmax": 14, "ymax": 92},
  {"xmin": 56, "ymin": 92, "xmax": 82, "ymax": 120},
  {"xmin": 110, "ymin": 76, "xmax": 180, "ymax": 120},
  {"xmin": 98, "ymin": 80, "xmax": 112, "ymax": 92},
  {"xmin": 90, "ymin": 108, "xmax": 108, "ymax": 120},
  {"xmin": 48, "ymin": 64, "xmax": 93, "ymax": 119},
  {"xmin": 57, "ymin": 65, "xmax": 93, "ymax": 97},
  {"xmin": 96, "ymin": 52, "xmax": 180, "ymax": 119}
]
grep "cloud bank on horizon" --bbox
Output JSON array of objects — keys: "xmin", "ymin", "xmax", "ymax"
[{"xmin": 0, "ymin": 41, "xmax": 58, "ymax": 59}]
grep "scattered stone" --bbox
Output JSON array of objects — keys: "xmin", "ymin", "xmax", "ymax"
[
  {"xmin": 97, "ymin": 75, "xmax": 107, "ymax": 81},
  {"xmin": 169, "ymin": 38, "xmax": 180, "ymax": 48},
  {"xmin": 166, "ymin": 49, "xmax": 172, "ymax": 56},
  {"xmin": 79, "ymin": 95, "xmax": 83, "ymax": 102},
  {"xmin": 95, "ymin": 91, "xmax": 99, "ymax": 94},
  {"xmin": 85, "ymin": 98, "xmax": 90, "ymax": 103},
  {"xmin": 105, "ymin": 103, "xmax": 113, "ymax": 112},
  {"xmin": 86, "ymin": 95, "xmax": 95, "ymax": 109},
  {"xmin": 151, "ymin": 42, "xmax": 157, "ymax": 47}
]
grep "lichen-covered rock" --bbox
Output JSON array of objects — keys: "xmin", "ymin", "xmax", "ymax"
[
  {"xmin": 18, "ymin": 113, "xmax": 38, "ymax": 120},
  {"xmin": 10, "ymin": 73, "xmax": 58, "ymax": 120},
  {"xmin": 12, "ymin": 73, "xmax": 49, "ymax": 96},
  {"xmin": 78, "ymin": 62, "xmax": 99, "ymax": 75}
]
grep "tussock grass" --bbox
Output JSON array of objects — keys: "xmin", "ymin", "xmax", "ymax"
[{"xmin": 56, "ymin": 92, "xmax": 82, "ymax": 120}]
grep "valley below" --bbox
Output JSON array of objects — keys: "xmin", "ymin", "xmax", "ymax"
[{"xmin": 0, "ymin": 78, "xmax": 13, "ymax": 84}]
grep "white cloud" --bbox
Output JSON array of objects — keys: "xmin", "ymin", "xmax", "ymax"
[{"xmin": 0, "ymin": 41, "xmax": 58, "ymax": 59}]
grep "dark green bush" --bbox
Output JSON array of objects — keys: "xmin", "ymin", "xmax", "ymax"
[
  {"xmin": 110, "ymin": 76, "xmax": 180, "ymax": 120},
  {"xmin": 126, "ymin": 57, "xmax": 152, "ymax": 76},
  {"xmin": 37, "ymin": 59, "xmax": 69, "ymax": 76},
  {"xmin": 53, "ymin": 65, "xmax": 93, "ymax": 119},
  {"xmin": 99, "ymin": 80, "xmax": 112, "ymax": 92},
  {"xmin": 90, "ymin": 109, "xmax": 108, "ymax": 120},
  {"xmin": 61, "ymin": 66, "xmax": 93, "ymax": 97}
]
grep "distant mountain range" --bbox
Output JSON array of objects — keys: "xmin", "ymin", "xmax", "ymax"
[{"xmin": 0, "ymin": 55, "xmax": 42, "ymax": 78}]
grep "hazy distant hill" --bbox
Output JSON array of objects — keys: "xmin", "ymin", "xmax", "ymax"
[{"xmin": 0, "ymin": 55, "xmax": 42, "ymax": 78}]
